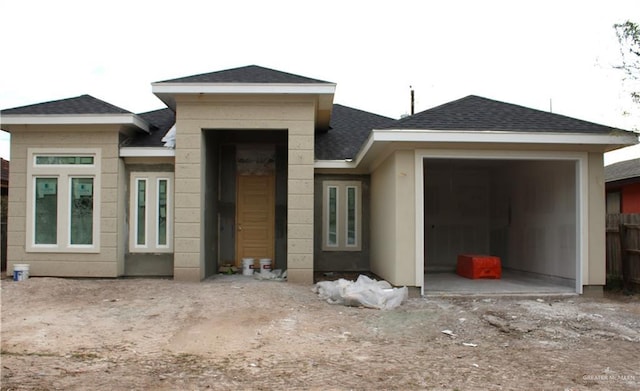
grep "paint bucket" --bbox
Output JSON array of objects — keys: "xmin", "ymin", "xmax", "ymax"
[
  {"xmin": 259, "ymin": 258, "xmax": 272, "ymax": 273},
  {"xmin": 242, "ymin": 258, "xmax": 255, "ymax": 276},
  {"xmin": 13, "ymin": 264, "xmax": 30, "ymax": 281}
]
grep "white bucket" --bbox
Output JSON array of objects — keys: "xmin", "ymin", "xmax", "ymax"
[
  {"xmin": 13, "ymin": 264, "xmax": 30, "ymax": 281},
  {"xmin": 259, "ymin": 258, "xmax": 272, "ymax": 273},
  {"xmin": 242, "ymin": 258, "xmax": 255, "ymax": 276}
]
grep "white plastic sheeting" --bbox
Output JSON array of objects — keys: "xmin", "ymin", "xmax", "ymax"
[
  {"xmin": 162, "ymin": 124, "xmax": 176, "ymax": 148},
  {"xmin": 312, "ymin": 275, "xmax": 408, "ymax": 310},
  {"xmin": 253, "ymin": 269, "xmax": 287, "ymax": 281}
]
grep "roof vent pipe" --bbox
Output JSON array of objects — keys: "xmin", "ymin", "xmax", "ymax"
[{"xmin": 410, "ymin": 86, "xmax": 415, "ymax": 115}]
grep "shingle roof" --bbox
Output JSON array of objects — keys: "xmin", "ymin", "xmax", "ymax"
[
  {"xmin": 1, "ymin": 94, "xmax": 131, "ymax": 115},
  {"xmin": 156, "ymin": 65, "xmax": 331, "ymax": 84},
  {"xmin": 605, "ymin": 158, "xmax": 640, "ymax": 182},
  {"xmin": 315, "ymin": 104, "xmax": 394, "ymax": 160},
  {"xmin": 124, "ymin": 108, "xmax": 175, "ymax": 147},
  {"xmin": 127, "ymin": 104, "xmax": 392, "ymax": 153},
  {"xmin": 379, "ymin": 95, "xmax": 620, "ymax": 134}
]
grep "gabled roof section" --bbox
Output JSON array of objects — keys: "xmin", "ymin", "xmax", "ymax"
[
  {"xmin": 379, "ymin": 95, "xmax": 621, "ymax": 134},
  {"xmin": 315, "ymin": 104, "xmax": 394, "ymax": 160},
  {"xmin": 157, "ymin": 65, "xmax": 330, "ymax": 84},
  {"xmin": 605, "ymin": 158, "xmax": 640, "ymax": 182},
  {"xmin": 1, "ymin": 94, "xmax": 149, "ymax": 132},
  {"xmin": 1, "ymin": 94, "xmax": 131, "ymax": 115},
  {"xmin": 152, "ymin": 65, "xmax": 336, "ymax": 130}
]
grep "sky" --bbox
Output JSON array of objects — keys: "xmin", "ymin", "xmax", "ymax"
[{"xmin": 1, "ymin": 0, "xmax": 639, "ymax": 164}]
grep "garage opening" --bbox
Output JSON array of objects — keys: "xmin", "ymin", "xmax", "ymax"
[{"xmin": 423, "ymin": 158, "xmax": 578, "ymax": 295}]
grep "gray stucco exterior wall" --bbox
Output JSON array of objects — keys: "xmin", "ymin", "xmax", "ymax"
[{"xmin": 313, "ymin": 174, "xmax": 370, "ymax": 272}]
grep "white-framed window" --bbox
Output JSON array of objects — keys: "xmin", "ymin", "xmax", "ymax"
[
  {"xmin": 26, "ymin": 149, "xmax": 101, "ymax": 252},
  {"xmin": 129, "ymin": 172, "xmax": 173, "ymax": 253},
  {"xmin": 322, "ymin": 180, "xmax": 361, "ymax": 251}
]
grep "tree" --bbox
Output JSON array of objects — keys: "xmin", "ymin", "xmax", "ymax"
[{"xmin": 614, "ymin": 20, "xmax": 640, "ymax": 103}]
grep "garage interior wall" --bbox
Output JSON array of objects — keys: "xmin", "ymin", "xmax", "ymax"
[{"xmin": 424, "ymin": 159, "xmax": 576, "ymax": 284}]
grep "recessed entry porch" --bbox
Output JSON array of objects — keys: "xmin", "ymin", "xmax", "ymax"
[
  {"xmin": 202, "ymin": 129, "xmax": 288, "ymax": 278},
  {"xmin": 420, "ymin": 156, "xmax": 583, "ymax": 295}
]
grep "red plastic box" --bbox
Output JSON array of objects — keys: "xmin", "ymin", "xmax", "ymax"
[{"xmin": 456, "ymin": 254, "xmax": 501, "ymax": 279}]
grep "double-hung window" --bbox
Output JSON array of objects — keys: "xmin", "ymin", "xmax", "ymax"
[
  {"xmin": 26, "ymin": 149, "xmax": 100, "ymax": 252},
  {"xmin": 322, "ymin": 180, "xmax": 361, "ymax": 251},
  {"xmin": 129, "ymin": 172, "xmax": 173, "ymax": 253}
]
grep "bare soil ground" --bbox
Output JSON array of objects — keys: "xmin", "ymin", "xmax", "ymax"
[{"xmin": 1, "ymin": 275, "xmax": 639, "ymax": 390}]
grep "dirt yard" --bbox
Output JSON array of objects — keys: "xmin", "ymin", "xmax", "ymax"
[{"xmin": 1, "ymin": 275, "xmax": 639, "ymax": 391}]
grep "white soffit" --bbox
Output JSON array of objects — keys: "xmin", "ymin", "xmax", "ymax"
[
  {"xmin": 370, "ymin": 128, "xmax": 639, "ymax": 145},
  {"xmin": 152, "ymin": 83, "xmax": 336, "ymax": 112},
  {"xmin": 1, "ymin": 114, "xmax": 150, "ymax": 132},
  {"xmin": 152, "ymin": 82, "xmax": 337, "ymax": 128},
  {"xmin": 347, "ymin": 128, "xmax": 639, "ymax": 169},
  {"xmin": 314, "ymin": 160, "xmax": 358, "ymax": 169},
  {"xmin": 151, "ymin": 82, "xmax": 337, "ymax": 95},
  {"xmin": 119, "ymin": 147, "xmax": 175, "ymax": 157}
]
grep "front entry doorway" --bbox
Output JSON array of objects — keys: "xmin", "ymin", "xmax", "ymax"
[
  {"xmin": 203, "ymin": 131, "xmax": 286, "ymax": 279},
  {"xmin": 236, "ymin": 174, "xmax": 275, "ymax": 267}
]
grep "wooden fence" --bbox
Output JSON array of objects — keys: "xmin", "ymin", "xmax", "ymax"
[{"xmin": 606, "ymin": 214, "xmax": 640, "ymax": 290}]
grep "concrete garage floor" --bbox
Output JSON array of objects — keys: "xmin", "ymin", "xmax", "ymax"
[{"xmin": 424, "ymin": 270, "xmax": 577, "ymax": 296}]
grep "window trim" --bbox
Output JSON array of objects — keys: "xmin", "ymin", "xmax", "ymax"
[
  {"xmin": 68, "ymin": 176, "xmax": 95, "ymax": 247},
  {"xmin": 156, "ymin": 177, "xmax": 169, "ymax": 248},
  {"xmin": 26, "ymin": 148, "xmax": 101, "ymax": 253},
  {"xmin": 326, "ymin": 185, "xmax": 339, "ymax": 248},
  {"xmin": 35, "ymin": 155, "xmax": 95, "ymax": 166},
  {"xmin": 134, "ymin": 178, "xmax": 147, "ymax": 248},
  {"xmin": 322, "ymin": 180, "xmax": 362, "ymax": 251},
  {"xmin": 129, "ymin": 172, "xmax": 173, "ymax": 253},
  {"xmin": 345, "ymin": 185, "xmax": 358, "ymax": 247}
]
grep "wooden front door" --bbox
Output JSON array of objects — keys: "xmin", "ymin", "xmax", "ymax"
[{"xmin": 236, "ymin": 174, "xmax": 275, "ymax": 267}]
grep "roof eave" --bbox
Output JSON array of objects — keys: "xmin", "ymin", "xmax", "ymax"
[
  {"xmin": 152, "ymin": 82, "xmax": 335, "ymax": 106},
  {"xmin": 119, "ymin": 147, "xmax": 175, "ymax": 158},
  {"xmin": 151, "ymin": 82, "xmax": 337, "ymax": 130},
  {"xmin": 350, "ymin": 128, "xmax": 639, "ymax": 171},
  {"xmin": 370, "ymin": 128, "xmax": 639, "ymax": 145},
  {"xmin": 151, "ymin": 82, "xmax": 337, "ymax": 94},
  {"xmin": 0, "ymin": 113, "xmax": 150, "ymax": 133}
]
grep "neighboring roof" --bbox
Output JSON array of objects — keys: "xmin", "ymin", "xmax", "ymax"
[
  {"xmin": 379, "ymin": 95, "xmax": 622, "ymax": 134},
  {"xmin": 315, "ymin": 104, "xmax": 394, "ymax": 160},
  {"xmin": 605, "ymin": 158, "xmax": 640, "ymax": 182},
  {"xmin": 156, "ymin": 65, "xmax": 331, "ymax": 84},
  {"xmin": 1, "ymin": 94, "xmax": 131, "ymax": 115},
  {"xmin": 124, "ymin": 108, "xmax": 175, "ymax": 148}
]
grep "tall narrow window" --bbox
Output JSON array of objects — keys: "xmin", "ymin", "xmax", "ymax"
[
  {"xmin": 129, "ymin": 172, "xmax": 173, "ymax": 253},
  {"xmin": 157, "ymin": 179, "xmax": 168, "ymax": 246},
  {"xmin": 346, "ymin": 186, "xmax": 357, "ymax": 246},
  {"xmin": 35, "ymin": 178, "xmax": 58, "ymax": 244},
  {"xmin": 136, "ymin": 179, "xmax": 147, "ymax": 246},
  {"xmin": 322, "ymin": 181, "xmax": 362, "ymax": 251},
  {"xmin": 327, "ymin": 186, "xmax": 338, "ymax": 246},
  {"xmin": 70, "ymin": 178, "xmax": 94, "ymax": 245}
]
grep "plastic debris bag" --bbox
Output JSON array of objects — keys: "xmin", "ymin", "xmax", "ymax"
[
  {"xmin": 312, "ymin": 275, "xmax": 408, "ymax": 310},
  {"xmin": 312, "ymin": 278, "xmax": 352, "ymax": 304},
  {"xmin": 254, "ymin": 269, "xmax": 287, "ymax": 281}
]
